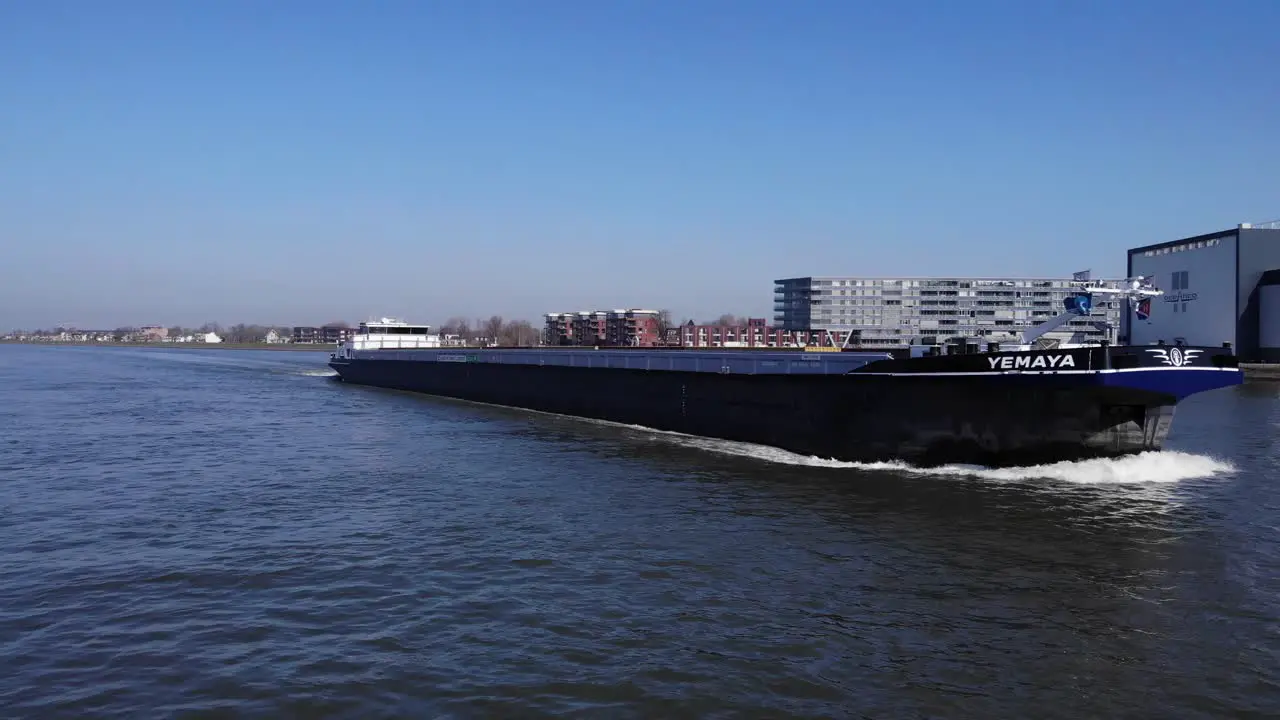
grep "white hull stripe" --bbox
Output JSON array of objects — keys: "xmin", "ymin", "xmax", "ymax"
[
  {"xmin": 853, "ymin": 366, "xmax": 1240, "ymax": 377},
  {"xmin": 334, "ymin": 356, "xmax": 1237, "ymax": 377}
]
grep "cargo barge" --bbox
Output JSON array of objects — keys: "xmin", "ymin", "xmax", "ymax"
[{"xmin": 327, "ymin": 278, "xmax": 1242, "ymax": 467}]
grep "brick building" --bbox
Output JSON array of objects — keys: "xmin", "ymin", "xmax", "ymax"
[
  {"xmin": 543, "ymin": 313, "xmax": 577, "ymax": 346},
  {"xmin": 678, "ymin": 318, "xmax": 838, "ymax": 348},
  {"xmin": 605, "ymin": 309, "xmax": 661, "ymax": 347},
  {"xmin": 544, "ymin": 311, "xmax": 608, "ymax": 346},
  {"xmin": 574, "ymin": 312, "xmax": 607, "ymax": 345},
  {"xmin": 545, "ymin": 309, "xmax": 664, "ymax": 347},
  {"xmin": 547, "ymin": 310, "xmax": 847, "ymax": 349}
]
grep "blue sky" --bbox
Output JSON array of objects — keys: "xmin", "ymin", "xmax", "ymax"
[{"xmin": 2, "ymin": 0, "xmax": 1277, "ymax": 329}]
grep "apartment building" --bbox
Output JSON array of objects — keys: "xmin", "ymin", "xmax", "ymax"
[
  {"xmin": 676, "ymin": 318, "xmax": 833, "ymax": 347},
  {"xmin": 774, "ymin": 276, "xmax": 1123, "ymax": 347},
  {"xmin": 545, "ymin": 309, "xmax": 662, "ymax": 347},
  {"xmin": 292, "ymin": 325, "xmax": 356, "ymax": 344},
  {"xmin": 574, "ymin": 312, "xmax": 607, "ymax": 345},
  {"xmin": 543, "ymin": 311, "xmax": 608, "ymax": 346},
  {"xmin": 543, "ymin": 313, "xmax": 577, "ymax": 346},
  {"xmin": 604, "ymin": 309, "xmax": 661, "ymax": 347}
]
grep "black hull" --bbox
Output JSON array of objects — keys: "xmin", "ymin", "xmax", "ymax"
[{"xmin": 328, "ymin": 356, "xmax": 1205, "ymax": 468}]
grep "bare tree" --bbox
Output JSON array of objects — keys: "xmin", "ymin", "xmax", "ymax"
[
  {"xmin": 438, "ymin": 316, "xmax": 473, "ymax": 340},
  {"xmin": 701, "ymin": 314, "xmax": 740, "ymax": 326},
  {"xmin": 482, "ymin": 315, "xmax": 504, "ymax": 346},
  {"xmin": 654, "ymin": 309, "xmax": 674, "ymax": 344},
  {"xmin": 499, "ymin": 319, "xmax": 537, "ymax": 346},
  {"xmin": 224, "ymin": 324, "xmax": 271, "ymax": 343}
]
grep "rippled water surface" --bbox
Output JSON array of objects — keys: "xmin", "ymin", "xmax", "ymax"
[{"xmin": 2, "ymin": 344, "xmax": 1279, "ymax": 718}]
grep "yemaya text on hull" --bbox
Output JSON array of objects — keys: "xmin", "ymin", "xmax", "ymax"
[{"xmin": 326, "ymin": 278, "xmax": 1241, "ymax": 468}]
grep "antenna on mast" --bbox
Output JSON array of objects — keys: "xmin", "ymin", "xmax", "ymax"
[{"xmin": 1017, "ymin": 275, "xmax": 1164, "ymax": 347}]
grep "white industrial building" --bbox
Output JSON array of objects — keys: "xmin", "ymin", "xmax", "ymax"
[{"xmin": 1123, "ymin": 220, "xmax": 1280, "ymax": 361}]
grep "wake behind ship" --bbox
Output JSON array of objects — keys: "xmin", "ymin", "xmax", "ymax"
[{"xmin": 326, "ymin": 278, "xmax": 1242, "ymax": 468}]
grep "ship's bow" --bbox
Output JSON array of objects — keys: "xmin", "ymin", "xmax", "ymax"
[{"xmin": 850, "ymin": 344, "xmax": 1241, "ymax": 466}]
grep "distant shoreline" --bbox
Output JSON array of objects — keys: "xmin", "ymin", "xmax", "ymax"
[{"xmin": 0, "ymin": 340, "xmax": 334, "ymax": 352}]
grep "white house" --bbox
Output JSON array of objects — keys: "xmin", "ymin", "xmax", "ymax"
[{"xmin": 202, "ymin": 332, "xmax": 223, "ymax": 343}]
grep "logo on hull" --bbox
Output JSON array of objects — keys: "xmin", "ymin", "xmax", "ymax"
[
  {"xmin": 987, "ymin": 354, "xmax": 1077, "ymax": 370},
  {"xmin": 1146, "ymin": 347, "xmax": 1201, "ymax": 367}
]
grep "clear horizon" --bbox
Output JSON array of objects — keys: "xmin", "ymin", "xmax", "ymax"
[{"xmin": 3, "ymin": 0, "xmax": 1277, "ymax": 330}]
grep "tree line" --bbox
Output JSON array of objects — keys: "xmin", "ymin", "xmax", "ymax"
[
  {"xmin": 13, "ymin": 323, "xmax": 292, "ymax": 343},
  {"xmin": 19, "ymin": 312, "xmax": 754, "ymax": 346},
  {"xmin": 151, "ymin": 323, "xmax": 291, "ymax": 343},
  {"xmin": 437, "ymin": 315, "xmax": 540, "ymax": 346}
]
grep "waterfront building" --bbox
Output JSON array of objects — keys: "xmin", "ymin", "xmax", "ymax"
[
  {"xmin": 1124, "ymin": 219, "xmax": 1280, "ymax": 361},
  {"xmin": 605, "ymin": 309, "xmax": 661, "ymax": 347},
  {"xmin": 773, "ymin": 275, "xmax": 1124, "ymax": 348},
  {"xmin": 292, "ymin": 325, "xmax": 356, "ymax": 344},
  {"xmin": 544, "ymin": 311, "xmax": 606, "ymax": 346},
  {"xmin": 543, "ymin": 313, "xmax": 577, "ymax": 346},
  {"xmin": 545, "ymin": 309, "xmax": 661, "ymax": 347},
  {"xmin": 676, "ymin": 318, "xmax": 836, "ymax": 348}
]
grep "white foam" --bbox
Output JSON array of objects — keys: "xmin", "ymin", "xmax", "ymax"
[
  {"xmin": 298, "ymin": 368, "xmax": 338, "ymax": 377},
  {"xmin": 336, "ymin": 389, "xmax": 1236, "ymax": 486},
  {"xmin": 930, "ymin": 450, "xmax": 1235, "ymax": 484},
  {"xmin": 650, "ymin": 433, "xmax": 1235, "ymax": 485}
]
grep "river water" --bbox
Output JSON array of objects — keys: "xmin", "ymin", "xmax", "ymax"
[{"xmin": 1, "ymin": 344, "xmax": 1277, "ymax": 718}]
